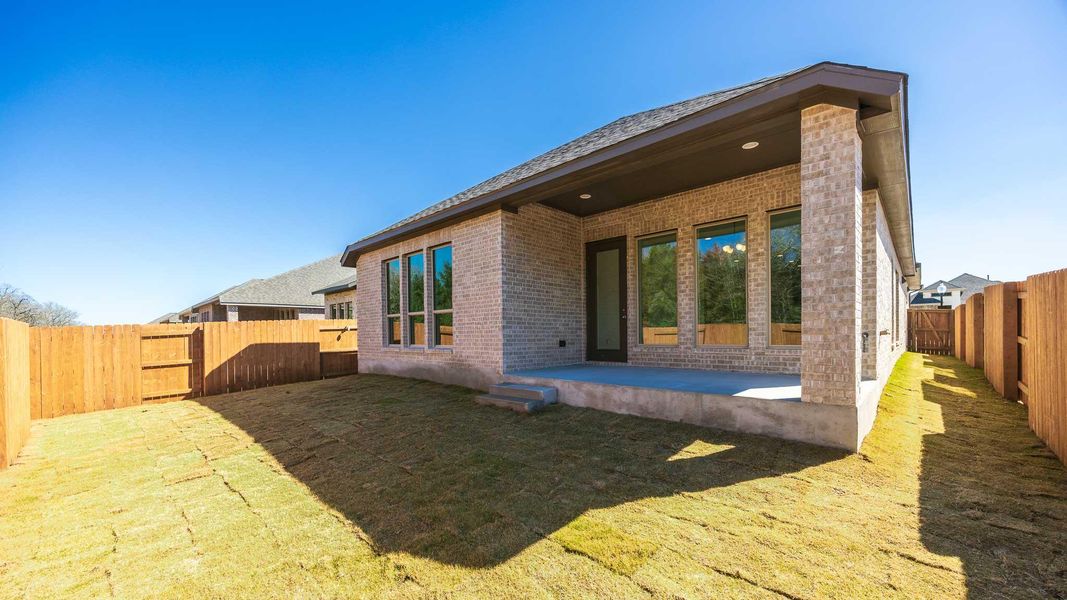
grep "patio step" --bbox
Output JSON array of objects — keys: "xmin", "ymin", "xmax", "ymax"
[
  {"xmin": 489, "ymin": 383, "xmax": 558, "ymax": 404},
  {"xmin": 475, "ymin": 384, "xmax": 557, "ymax": 414}
]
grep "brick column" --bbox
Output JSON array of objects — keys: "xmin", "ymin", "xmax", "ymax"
[
  {"xmin": 226, "ymin": 305, "xmax": 239, "ymax": 322},
  {"xmin": 800, "ymin": 103, "xmax": 862, "ymax": 406}
]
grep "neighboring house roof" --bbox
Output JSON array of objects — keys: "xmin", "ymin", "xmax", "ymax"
[
  {"xmin": 948, "ymin": 273, "xmax": 1000, "ymax": 302},
  {"xmin": 917, "ymin": 279, "xmax": 962, "ymax": 293},
  {"xmin": 181, "ymin": 256, "xmax": 354, "ymax": 314},
  {"xmin": 148, "ymin": 312, "xmax": 181, "ymax": 324},
  {"xmin": 909, "ymin": 295, "xmax": 943, "ymax": 306},
  {"xmin": 185, "ymin": 282, "xmax": 252, "ymax": 314},
  {"xmin": 313, "ymin": 274, "xmax": 358, "ymax": 296},
  {"xmin": 341, "ymin": 61, "xmax": 915, "ymax": 284}
]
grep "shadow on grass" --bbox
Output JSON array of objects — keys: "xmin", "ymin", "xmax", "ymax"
[
  {"xmin": 199, "ymin": 374, "xmax": 846, "ymax": 569},
  {"xmin": 917, "ymin": 354, "xmax": 1067, "ymax": 598}
]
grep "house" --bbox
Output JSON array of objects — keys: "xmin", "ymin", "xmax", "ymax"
[
  {"xmin": 909, "ymin": 273, "xmax": 999, "ymax": 309},
  {"xmin": 178, "ymin": 255, "xmax": 353, "ymax": 322},
  {"xmin": 148, "ymin": 312, "xmax": 182, "ymax": 324},
  {"xmin": 313, "ymin": 274, "xmax": 357, "ymax": 320},
  {"xmin": 340, "ymin": 62, "xmax": 917, "ymax": 451}
]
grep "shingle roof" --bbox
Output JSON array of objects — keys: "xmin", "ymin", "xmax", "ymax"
[
  {"xmin": 313, "ymin": 274, "xmax": 358, "ymax": 296},
  {"xmin": 918, "ymin": 279, "xmax": 961, "ymax": 293},
  {"xmin": 182, "ymin": 256, "xmax": 354, "ymax": 314},
  {"xmin": 148, "ymin": 312, "xmax": 181, "ymax": 324},
  {"xmin": 357, "ymin": 65, "xmax": 810, "ymax": 244},
  {"xmin": 219, "ymin": 255, "xmax": 353, "ymax": 307},
  {"xmin": 948, "ymin": 273, "xmax": 1000, "ymax": 302}
]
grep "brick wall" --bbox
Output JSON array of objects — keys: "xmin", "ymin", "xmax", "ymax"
[
  {"xmin": 501, "ymin": 204, "xmax": 584, "ymax": 370},
  {"xmin": 800, "ymin": 103, "xmax": 863, "ymax": 406},
  {"xmin": 297, "ymin": 308, "xmax": 324, "ymax": 320},
  {"xmin": 355, "ymin": 211, "xmax": 504, "ymax": 389},
  {"xmin": 862, "ymin": 189, "xmax": 908, "ymax": 385},
  {"xmin": 579, "ymin": 164, "xmax": 803, "ymax": 373},
  {"xmin": 324, "ymin": 289, "xmax": 357, "ymax": 319}
]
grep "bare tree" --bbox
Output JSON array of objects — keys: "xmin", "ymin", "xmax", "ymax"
[
  {"xmin": 34, "ymin": 302, "xmax": 80, "ymax": 326},
  {"xmin": 0, "ymin": 284, "xmax": 80, "ymax": 326}
]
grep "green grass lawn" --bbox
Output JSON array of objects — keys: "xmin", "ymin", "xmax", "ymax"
[{"xmin": 1, "ymin": 353, "xmax": 1065, "ymax": 599}]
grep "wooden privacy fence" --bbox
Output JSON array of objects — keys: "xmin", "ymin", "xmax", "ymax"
[
  {"xmin": 29, "ymin": 320, "xmax": 358, "ymax": 420},
  {"xmin": 906, "ymin": 309, "xmax": 953, "ymax": 355},
  {"xmin": 951, "ymin": 268, "xmax": 1067, "ymax": 465},
  {"xmin": 0, "ymin": 319, "xmax": 31, "ymax": 468}
]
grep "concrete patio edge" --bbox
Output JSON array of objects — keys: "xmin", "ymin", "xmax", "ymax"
[{"xmin": 504, "ymin": 372, "xmax": 882, "ymax": 451}]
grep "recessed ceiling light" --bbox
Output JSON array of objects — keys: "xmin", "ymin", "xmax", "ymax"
[
  {"xmin": 741, "ymin": 141, "xmax": 759, "ymax": 150},
  {"xmin": 579, "ymin": 193, "xmax": 592, "ymax": 199}
]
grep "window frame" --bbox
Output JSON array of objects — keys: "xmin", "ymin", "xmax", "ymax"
[
  {"xmin": 383, "ymin": 257, "xmax": 401, "ymax": 346},
  {"xmin": 694, "ymin": 216, "xmax": 749, "ymax": 347},
  {"xmin": 404, "ymin": 250, "xmax": 427, "ymax": 347},
  {"xmin": 430, "ymin": 243, "xmax": 454, "ymax": 347},
  {"xmin": 636, "ymin": 230, "xmax": 679, "ymax": 346},
  {"xmin": 767, "ymin": 207, "xmax": 803, "ymax": 347}
]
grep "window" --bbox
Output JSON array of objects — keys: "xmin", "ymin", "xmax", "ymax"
[
  {"xmin": 432, "ymin": 245, "xmax": 453, "ymax": 346},
  {"xmin": 637, "ymin": 233, "xmax": 677, "ymax": 345},
  {"xmin": 406, "ymin": 252, "xmax": 426, "ymax": 345},
  {"xmin": 346, "ymin": 302, "xmax": 353, "ymax": 319},
  {"xmin": 696, "ymin": 219, "xmax": 747, "ymax": 346},
  {"xmin": 769, "ymin": 209, "xmax": 802, "ymax": 345},
  {"xmin": 384, "ymin": 258, "xmax": 401, "ymax": 344},
  {"xmin": 330, "ymin": 304, "xmax": 337, "ymax": 319}
]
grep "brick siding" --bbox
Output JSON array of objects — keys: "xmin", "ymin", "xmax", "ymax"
[
  {"xmin": 502, "ymin": 204, "xmax": 584, "ymax": 370},
  {"xmin": 355, "ymin": 211, "xmax": 504, "ymax": 384},
  {"xmin": 579, "ymin": 164, "xmax": 802, "ymax": 373},
  {"xmin": 799, "ymin": 103, "xmax": 863, "ymax": 406}
]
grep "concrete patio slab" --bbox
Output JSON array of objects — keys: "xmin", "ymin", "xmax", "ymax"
[{"xmin": 506, "ymin": 364, "xmax": 802, "ymax": 401}]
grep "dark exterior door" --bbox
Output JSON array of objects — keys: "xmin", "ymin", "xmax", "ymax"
[{"xmin": 586, "ymin": 237, "xmax": 627, "ymax": 362}]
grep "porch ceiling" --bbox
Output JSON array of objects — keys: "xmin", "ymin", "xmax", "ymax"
[{"xmin": 536, "ymin": 111, "xmax": 802, "ymax": 217}]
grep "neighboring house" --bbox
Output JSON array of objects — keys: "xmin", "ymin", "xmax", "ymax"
[
  {"xmin": 313, "ymin": 274, "xmax": 357, "ymax": 320},
  {"xmin": 178, "ymin": 255, "xmax": 353, "ymax": 322},
  {"xmin": 340, "ymin": 62, "xmax": 918, "ymax": 451},
  {"xmin": 909, "ymin": 273, "xmax": 999, "ymax": 309},
  {"xmin": 148, "ymin": 312, "xmax": 182, "ymax": 324}
]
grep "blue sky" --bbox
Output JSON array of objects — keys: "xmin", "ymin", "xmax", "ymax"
[{"xmin": 2, "ymin": 1, "xmax": 1065, "ymax": 324}]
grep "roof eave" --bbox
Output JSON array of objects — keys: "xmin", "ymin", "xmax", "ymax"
[
  {"xmin": 217, "ymin": 302, "xmax": 324, "ymax": 309},
  {"xmin": 341, "ymin": 62, "xmax": 910, "ymax": 266}
]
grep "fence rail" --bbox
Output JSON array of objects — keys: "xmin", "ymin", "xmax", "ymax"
[{"xmin": 952, "ymin": 268, "xmax": 1067, "ymax": 465}]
